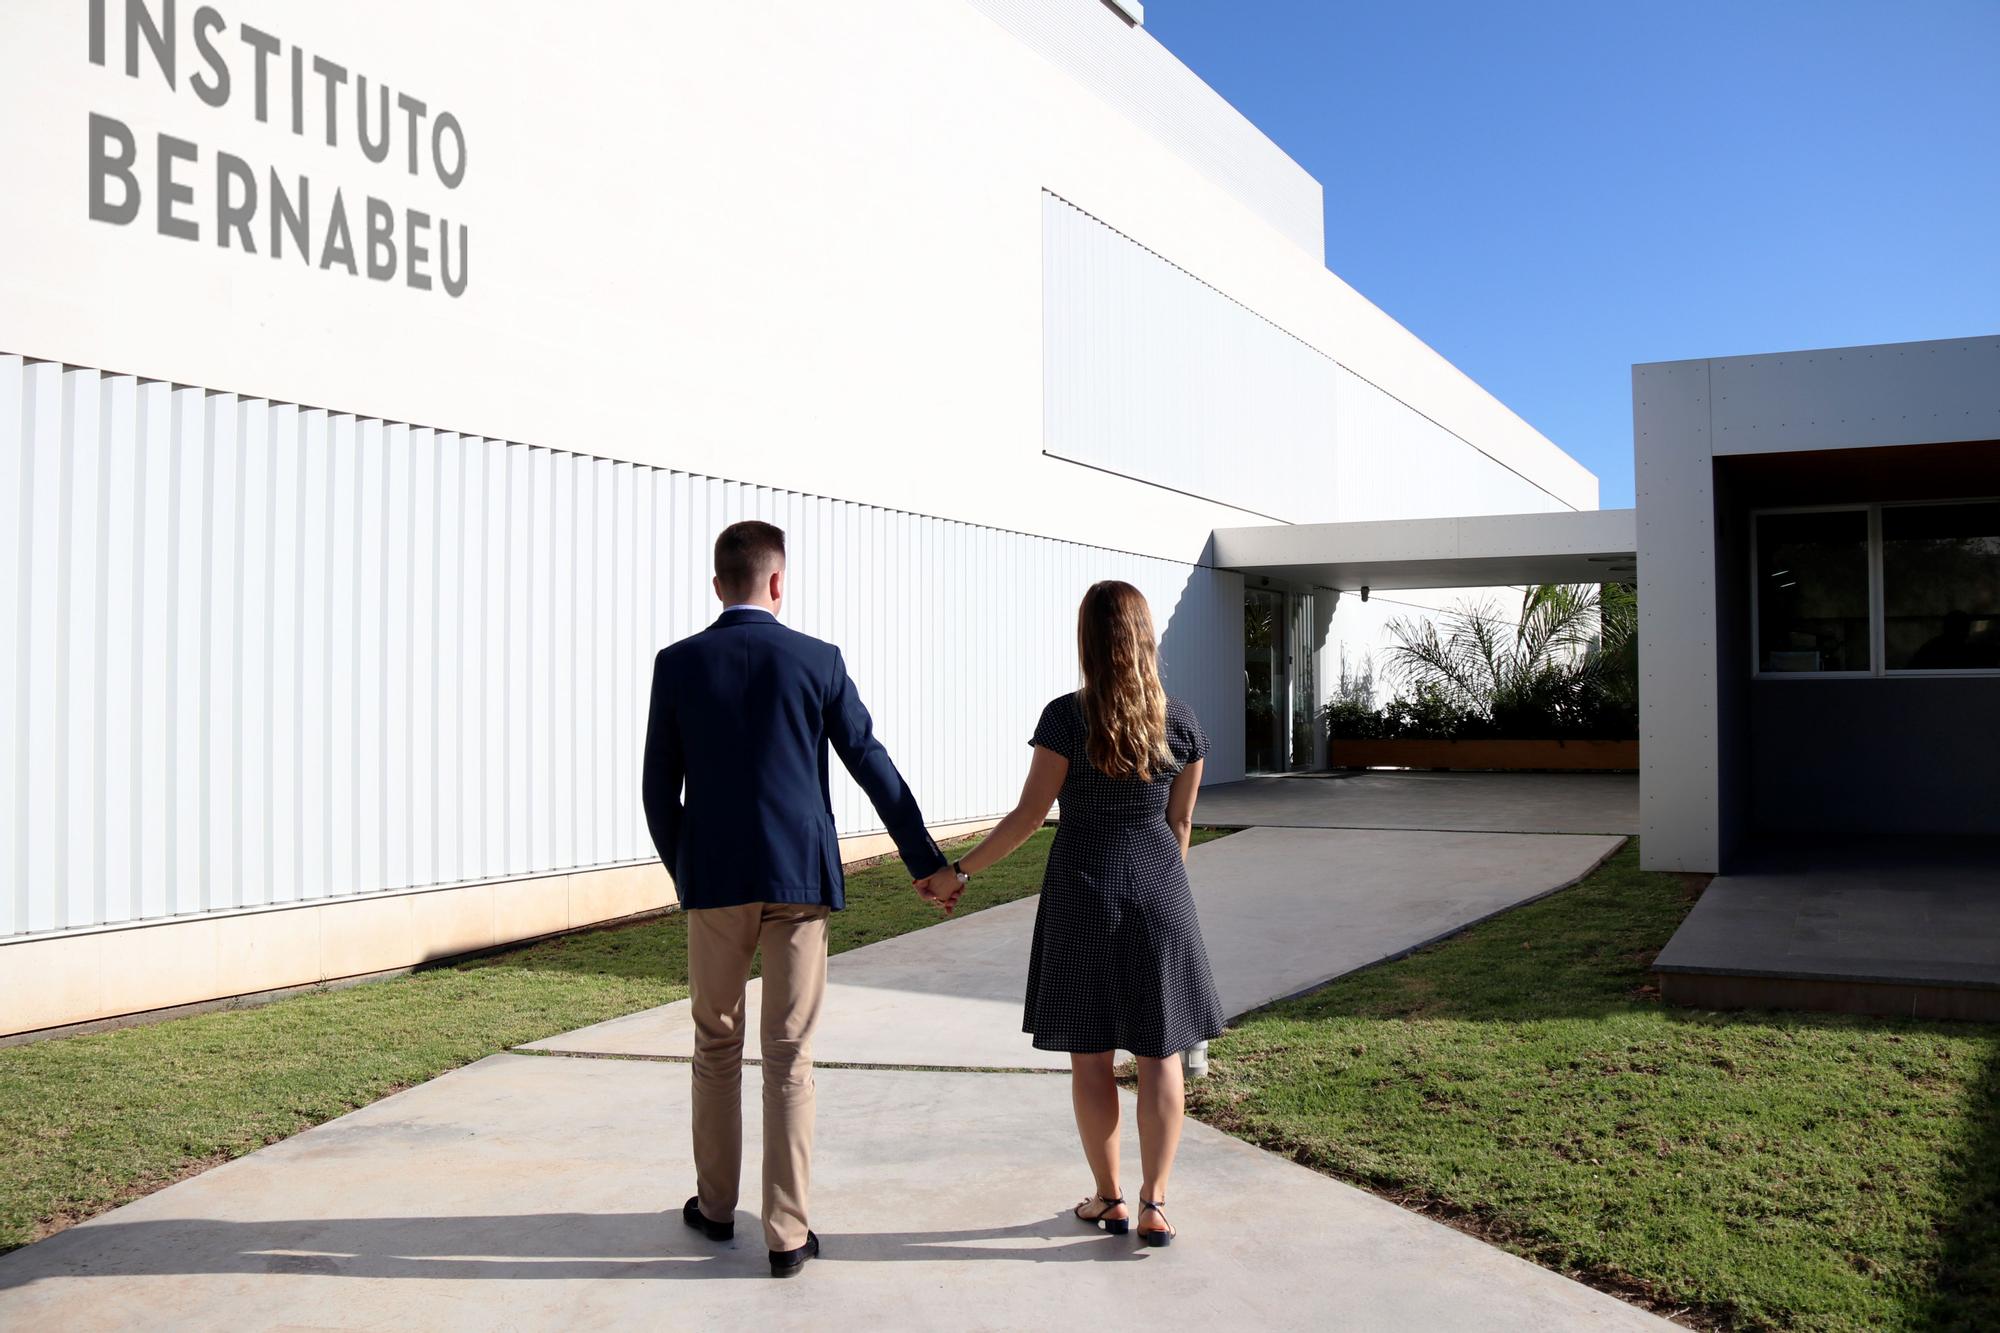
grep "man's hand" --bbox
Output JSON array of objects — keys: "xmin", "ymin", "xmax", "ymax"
[{"xmin": 913, "ymin": 867, "xmax": 965, "ymax": 914}]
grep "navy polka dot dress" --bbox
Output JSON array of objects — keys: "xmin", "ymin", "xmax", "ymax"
[{"xmin": 1021, "ymin": 692, "xmax": 1225, "ymax": 1059}]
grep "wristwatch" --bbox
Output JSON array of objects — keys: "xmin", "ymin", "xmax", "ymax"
[{"xmin": 951, "ymin": 859, "xmax": 971, "ymax": 886}]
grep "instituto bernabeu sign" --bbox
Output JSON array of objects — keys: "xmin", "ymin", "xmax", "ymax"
[{"xmin": 85, "ymin": 0, "xmax": 470, "ymax": 297}]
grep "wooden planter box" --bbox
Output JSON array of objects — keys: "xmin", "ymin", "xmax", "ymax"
[{"xmin": 1329, "ymin": 738, "xmax": 1638, "ymax": 772}]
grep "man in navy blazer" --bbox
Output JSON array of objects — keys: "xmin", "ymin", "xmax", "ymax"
[{"xmin": 642, "ymin": 519, "xmax": 955, "ymax": 1278}]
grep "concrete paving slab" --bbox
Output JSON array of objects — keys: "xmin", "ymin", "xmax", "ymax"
[
  {"xmin": 1197, "ymin": 771, "xmax": 1639, "ymax": 835},
  {"xmin": 0, "ymin": 1053, "xmax": 1665, "ymax": 1331},
  {"xmin": 527, "ymin": 827, "xmax": 1624, "ymax": 1066},
  {"xmin": 1654, "ymin": 836, "xmax": 2000, "ymax": 987}
]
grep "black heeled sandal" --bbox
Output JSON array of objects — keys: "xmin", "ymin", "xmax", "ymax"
[
  {"xmin": 1073, "ymin": 1194, "xmax": 1130, "ymax": 1235},
  {"xmin": 1137, "ymin": 1198, "xmax": 1175, "ymax": 1247}
]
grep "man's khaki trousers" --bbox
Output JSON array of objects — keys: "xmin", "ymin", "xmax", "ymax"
[{"xmin": 686, "ymin": 901, "xmax": 830, "ymax": 1253}]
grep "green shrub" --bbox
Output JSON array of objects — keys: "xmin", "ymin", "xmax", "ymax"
[{"xmin": 1324, "ymin": 583, "xmax": 1638, "ymax": 742}]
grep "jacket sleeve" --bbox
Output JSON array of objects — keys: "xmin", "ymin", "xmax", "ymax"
[
  {"xmin": 641, "ymin": 651, "xmax": 686, "ymax": 876},
  {"xmin": 824, "ymin": 648, "xmax": 947, "ymax": 879}
]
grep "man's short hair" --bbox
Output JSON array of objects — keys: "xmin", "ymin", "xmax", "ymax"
[{"xmin": 714, "ymin": 520, "xmax": 787, "ymax": 599}]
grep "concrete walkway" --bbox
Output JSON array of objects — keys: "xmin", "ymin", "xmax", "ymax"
[
  {"xmin": 529, "ymin": 826, "xmax": 1625, "ymax": 1068},
  {"xmin": 1197, "ymin": 771, "xmax": 1639, "ymax": 836},
  {"xmin": 0, "ymin": 1057, "xmax": 1660, "ymax": 1331},
  {"xmin": 0, "ymin": 825, "xmax": 1657, "ymax": 1331}
]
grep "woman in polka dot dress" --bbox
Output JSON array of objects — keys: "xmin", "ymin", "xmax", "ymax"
[{"xmin": 918, "ymin": 580, "xmax": 1223, "ymax": 1247}]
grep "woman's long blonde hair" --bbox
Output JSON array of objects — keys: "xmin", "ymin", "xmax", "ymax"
[{"xmin": 1076, "ymin": 581, "xmax": 1171, "ymax": 781}]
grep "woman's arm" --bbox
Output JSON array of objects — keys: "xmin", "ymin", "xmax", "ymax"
[
  {"xmin": 961, "ymin": 746, "xmax": 1068, "ymax": 875},
  {"xmin": 1165, "ymin": 758, "xmax": 1204, "ymax": 861},
  {"xmin": 917, "ymin": 746, "xmax": 1068, "ymax": 907}
]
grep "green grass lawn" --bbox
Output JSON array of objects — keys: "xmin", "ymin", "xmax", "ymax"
[
  {"xmin": 2, "ymin": 825, "xmax": 1231, "ymax": 1254},
  {"xmin": 1184, "ymin": 841, "xmax": 2000, "ymax": 1332}
]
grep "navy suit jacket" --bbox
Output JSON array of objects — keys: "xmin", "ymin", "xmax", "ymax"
[{"xmin": 641, "ymin": 608, "xmax": 947, "ymax": 911}]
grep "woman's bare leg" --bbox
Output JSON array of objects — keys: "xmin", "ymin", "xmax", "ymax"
[
  {"xmin": 1070, "ymin": 1051, "xmax": 1127, "ymax": 1221},
  {"xmin": 1135, "ymin": 1054, "xmax": 1185, "ymax": 1233}
]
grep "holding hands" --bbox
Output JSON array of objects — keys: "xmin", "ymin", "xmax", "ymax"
[
  {"xmin": 910, "ymin": 743, "xmax": 1065, "ymax": 917},
  {"xmin": 914, "ymin": 862, "xmax": 967, "ymax": 914}
]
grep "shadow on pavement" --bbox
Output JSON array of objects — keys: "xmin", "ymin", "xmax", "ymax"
[
  {"xmin": 1925, "ymin": 1039, "xmax": 2000, "ymax": 1329},
  {"xmin": 0, "ymin": 1209, "xmax": 1154, "ymax": 1289}
]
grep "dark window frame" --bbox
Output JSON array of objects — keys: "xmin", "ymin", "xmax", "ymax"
[{"xmin": 1751, "ymin": 498, "xmax": 2000, "ymax": 680}]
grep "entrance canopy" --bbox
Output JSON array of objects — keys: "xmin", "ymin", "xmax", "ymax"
[{"xmin": 1212, "ymin": 507, "xmax": 1636, "ymax": 591}]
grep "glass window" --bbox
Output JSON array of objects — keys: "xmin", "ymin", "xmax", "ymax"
[
  {"xmin": 1883, "ymin": 501, "xmax": 2000, "ymax": 671},
  {"xmin": 1756, "ymin": 510, "xmax": 1871, "ymax": 673}
]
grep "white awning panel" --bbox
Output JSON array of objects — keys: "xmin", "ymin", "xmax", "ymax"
[{"xmin": 1213, "ymin": 508, "xmax": 1637, "ymax": 591}]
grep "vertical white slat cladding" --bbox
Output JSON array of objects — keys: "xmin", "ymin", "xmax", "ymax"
[
  {"xmin": 456, "ymin": 434, "xmax": 486, "ymax": 883},
  {"xmin": 326, "ymin": 414, "xmax": 360, "ymax": 899},
  {"xmin": 2, "ymin": 363, "xmax": 1242, "ymax": 939},
  {"xmin": 62, "ymin": 371, "xmax": 102, "ymax": 929},
  {"xmin": 613, "ymin": 464, "xmax": 639, "ymax": 865},
  {"xmin": 551, "ymin": 453, "xmax": 577, "ymax": 873},
  {"xmin": 356, "ymin": 420, "xmax": 389, "ymax": 896},
  {"xmin": 481, "ymin": 442, "xmax": 510, "ymax": 880},
  {"xmin": 23, "ymin": 362, "xmax": 66, "ymax": 934},
  {"xmin": 1043, "ymin": 193, "xmax": 1338, "ymax": 524},
  {"xmin": 433, "ymin": 433, "xmax": 465, "ymax": 890},
  {"xmin": 382, "ymin": 424, "xmax": 414, "ymax": 896},
  {"xmin": 203, "ymin": 393, "xmax": 240, "ymax": 915},
  {"xmin": 236, "ymin": 398, "xmax": 271, "ymax": 910},
  {"xmin": 297, "ymin": 411, "xmax": 333, "ymax": 905},
  {"xmin": 134, "ymin": 384, "xmax": 174, "ymax": 921},
  {"xmin": 408, "ymin": 429, "xmax": 438, "ymax": 887},
  {"xmin": 528, "ymin": 447, "xmax": 555, "ymax": 873},
  {"xmin": 100, "ymin": 376, "xmax": 140, "ymax": 925},
  {"xmin": 593, "ymin": 462, "xmax": 620, "ymax": 866},
  {"xmin": 165, "ymin": 388, "xmax": 201, "ymax": 915},
  {"xmin": 268, "ymin": 405, "xmax": 301, "ymax": 905},
  {"xmin": 504, "ymin": 444, "xmax": 533, "ymax": 876},
  {"xmin": 0, "ymin": 358, "xmax": 23, "ymax": 937}
]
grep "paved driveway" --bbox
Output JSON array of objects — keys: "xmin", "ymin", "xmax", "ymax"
[{"xmin": 1196, "ymin": 770, "xmax": 1639, "ymax": 835}]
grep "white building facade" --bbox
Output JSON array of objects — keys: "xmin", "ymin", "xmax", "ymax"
[{"xmin": 0, "ymin": 0, "xmax": 1596, "ymax": 1035}]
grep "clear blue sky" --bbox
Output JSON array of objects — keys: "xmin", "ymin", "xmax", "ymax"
[{"xmin": 1141, "ymin": 1, "xmax": 2000, "ymax": 507}]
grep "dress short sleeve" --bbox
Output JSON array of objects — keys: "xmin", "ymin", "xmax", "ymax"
[
  {"xmin": 1170, "ymin": 698, "xmax": 1209, "ymax": 764},
  {"xmin": 1031, "ymin": 693, "xmax": 1079, "ymax": 759}
]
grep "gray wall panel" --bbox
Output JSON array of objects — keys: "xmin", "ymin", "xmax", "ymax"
[
  {"xmin": 1749, "ymin": 679, "xmax": 2000, "ymax": 835},
  {"xmin": 1, "ymin": 356, "xmax": 1240, "ymax": 940}
]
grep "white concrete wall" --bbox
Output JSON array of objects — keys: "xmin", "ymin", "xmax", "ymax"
[
  {"xmin": 0, "ymin": 0, "xmax": 1592, "ymax": 981},
  {"xmin": 0, "ymin": 0, "xmax": 1591, "ymax": 570},
  {"xmin": 966, "ymin": 0, "xmax": 1324, "ymax": 258}
]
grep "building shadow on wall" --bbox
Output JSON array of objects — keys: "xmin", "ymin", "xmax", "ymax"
[{"xmin": 1154, "ymin": 535, "xmax": 1246, "ymax": 782}]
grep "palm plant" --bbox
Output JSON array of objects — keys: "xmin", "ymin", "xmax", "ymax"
[{"xmin": 1379, "ymin": 583, "xmax": 1637, "ymax": 738}]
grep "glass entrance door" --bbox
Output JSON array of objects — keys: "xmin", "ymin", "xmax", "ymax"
[{"xmin": 1244, "ymin": 588, "xmax": 1287, "ymax": 773}]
